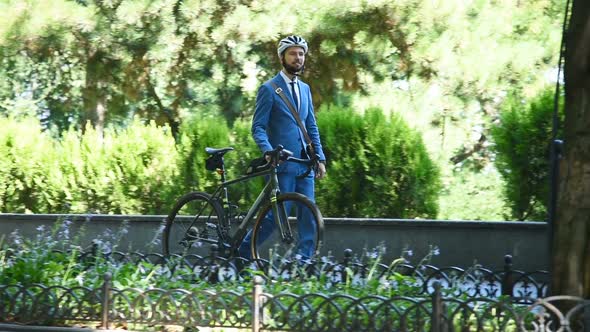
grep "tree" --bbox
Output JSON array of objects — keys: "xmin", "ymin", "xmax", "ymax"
[
  {"xmin": 0, "ymin": 0, "xmax": 175, "ymax": 134},
  {"xmin": 490, "ymin": 89, "xmax": 563, "ymax": 221},
  {"xmin": 551, "ymin": 0, "xmax": 590, "ymax": 297},
  {"xmin": 0, "ymin": 0, "xmax": 569, "ymax": 221},
  {"xmin": 0, "ymin": 1, "xmax": 563, "ymax": 134}
]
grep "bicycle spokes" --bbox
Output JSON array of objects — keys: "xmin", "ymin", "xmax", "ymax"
[
  {"xmin": 251, "ymin": 193, "xmax": 323, "ymax": 264},
  {"xmin": 165, "ymin": 192, "xmax": 225, "ymax": 257},
  {"xmin": 179, "ymin": 226, "xmax": 200, "ymax": 247}
]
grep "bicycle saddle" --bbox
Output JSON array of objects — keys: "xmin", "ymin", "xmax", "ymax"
[{"xmin": 205, "ymin": 147, "xmax": 234, "ymax": 156}]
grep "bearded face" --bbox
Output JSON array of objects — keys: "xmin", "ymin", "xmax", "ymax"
[{"xmin": 281, "ymin": 46, "xmax": 306, "ymax": 75}]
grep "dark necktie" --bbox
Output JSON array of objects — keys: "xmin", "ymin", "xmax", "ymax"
[{"xmin": 290, "ymin": 81, "xmax": 299, "ymax": 111}]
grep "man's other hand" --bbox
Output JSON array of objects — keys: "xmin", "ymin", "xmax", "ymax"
[{"xmin": 316, "ymin": 162, "xmax": 327, "ymax": 179}]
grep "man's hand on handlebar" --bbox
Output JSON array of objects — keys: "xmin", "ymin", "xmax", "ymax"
[
  {"xmin": 315, "ymin": 161, "xmax": 327, "ymax": 180},
  {"xmin": 264, "ymin": 145, "xmax": 292, "ymax": 166},
  {"xmin": 265, "ymin": 145, "xmax": 326, "ymax": 179}
]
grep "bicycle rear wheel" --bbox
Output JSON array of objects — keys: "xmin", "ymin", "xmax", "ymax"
[
  {"xmin": 163, "ymin": 191, "xmax": 225, "ymax": 257},
  {"xmin": 250, "ymin": 192, "xmax": 324, "ymax": 264}
]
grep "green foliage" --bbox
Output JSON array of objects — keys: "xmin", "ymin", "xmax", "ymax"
[
  {"xmin": 225, "ymin": 118, "xmax": 265, "ymax": 205},
  {"xmin": 437, "ymin": 169, "xmax": 508, "ymax": 221},
  {"xmin": 316, "ymin": 105, "xmax": 441, "ymax": 218},
  {"xmin": 58, "ymin": 119, "xmax": 179, "ymax": 214},
  {"xmin": 0, "ymin": 117, "xmax": 179, "ymax": 214},
  {"xmin": 0, "ymin": 0, "xmax": 566, "ymax": 220},
  {"xmin": 490, "ymin": 87, "xmax": 563, "ymax": 221},
  {"xmin": 0, "ymin": 0, "xmax": 564, "ymax": 129},
  {"xmin": 0, "ymin": 226, "xmax": 536, "ymax": 331},
  {"xmin": 0, "ymin": 221, "xmax": 429, "ymax": 296},
  {"xmin": 176, "ymin": 113, "xmax": 231, "ymax": 194},
  {"xmin": 0, "ymin": 108, "xmax": 442, "ymax": 219},
  {"xmin": 0, "ymin": 117, "xmax": 63, "ymax": 213}
]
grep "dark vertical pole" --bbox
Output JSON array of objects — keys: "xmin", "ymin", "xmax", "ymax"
[
  {"xmin": 100, "ymin": 272, "xmax": 112, "ymax": 330},
  {"xmin": 547, "ymin": 0, "xmax": 572, "ymax": 296},
  {"xmin": 431, "ymin": 282, "xmax": 442, "ymax": 332},
  {"xmin": 501, "ymin": 255, "xmax": 514, "ymax": 297},
  {"xmin": 547, "ymin": 138, "xmax": 562, "ymax": 296},
  {"xmin": 342, "ymin": 248, "xmax": 352, "ymax": 283},
  {"xmin": 252, "ymin": 275, "xmax": 264, "ymax": 332}
]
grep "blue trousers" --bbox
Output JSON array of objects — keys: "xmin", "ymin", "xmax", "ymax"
[{"xmin": 238, "ymin": 168, "xmax": 316, "ymax": 259}]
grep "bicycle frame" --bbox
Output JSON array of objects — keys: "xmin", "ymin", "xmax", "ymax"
[{"xmin": 206, "ymin": 165, "xmax": 290, "ymax": 253}]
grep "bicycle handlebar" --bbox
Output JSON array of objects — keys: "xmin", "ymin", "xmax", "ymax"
[
  {"xmin": 264, "ymin": 144, "xmax": 292, "ymax": 162},
  {"xmin": 265, "ymin": 145, "xmax": 319, "ymax": 178}
]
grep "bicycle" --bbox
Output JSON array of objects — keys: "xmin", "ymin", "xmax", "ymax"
[{"xmin": 162, "ymin": 145, "xmax": 324, "ymax": 268}]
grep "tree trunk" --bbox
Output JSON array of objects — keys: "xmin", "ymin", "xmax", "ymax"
[
  {"xmin": 82, "ymin": 52, "xmax": 107, "ymax": 136},
  {"xmin": 551, "ymin": 0, "xmax": 590, "ymax": 298}
]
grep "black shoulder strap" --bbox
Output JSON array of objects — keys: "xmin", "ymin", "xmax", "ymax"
[{"xmin": 270, "ymin": 82, "xmax": 316, "ymax": 157}]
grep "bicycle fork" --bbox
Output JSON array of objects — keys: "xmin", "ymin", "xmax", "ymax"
[{"xmin": 270, "ymin": 188, "xmax": 295, "ymax": 244}]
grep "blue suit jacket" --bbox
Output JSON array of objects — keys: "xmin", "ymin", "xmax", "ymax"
[{"xmin": 252, "ymin": 73, "xmax": 326, "ymax": 170}]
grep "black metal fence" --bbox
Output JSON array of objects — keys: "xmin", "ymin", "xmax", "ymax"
[
  {"xmin": 0, "ymin": 273, "xmax": 588, "ymax": 331},
  {"xmin": 0, "ymin": 249, "xmax": 569, "ymax": 331},
  {"xmin": 65, "ymin": 246, "xmax": 549, "ymax": 298}
]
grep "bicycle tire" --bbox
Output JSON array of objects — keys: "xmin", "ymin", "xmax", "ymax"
[
  {"xmin": 163, "ymin": 191, "xmax": 225, "ymax": 257},
  {"xmin": 250, "ymin": 192, "xmax": 324, "ymax": 264}
]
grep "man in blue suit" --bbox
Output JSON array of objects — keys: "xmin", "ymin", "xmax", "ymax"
[{"xmin": 238, "ymin": 35, "xmax": 327, "ymax": 260}]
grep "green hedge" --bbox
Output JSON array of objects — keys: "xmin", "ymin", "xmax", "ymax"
[
  {"xmin": 225, "ymin": 118, "xmax": 266, "ymax": 205},
  {"xmin": 0, "ymin": 117, "xmax": 62, "ymax": 213},
  {"xmin": 176, "ymin": 114, "xmax": 231, "ymax": 194},
  {"xmin": 316, "ymin": 105, "xmax": 441, "ymax": 218},
  {"xmin": 490, "ymin": 88, "xmax": 563, "ymax": 221},
  {"xmin": 0, "ymin": 108, "xmax": 441, "ymax": 218},
  {"xmin": 0, "ymin": 118, "xmax": 179, "ymax": 214}
]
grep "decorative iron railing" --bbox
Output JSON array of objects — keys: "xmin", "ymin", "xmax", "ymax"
[
  {"xmin": 69, "ymin": 247, "xmax": 549, "ymax": 300},
  {"xmin": 0, "ymin": 246, "xmax": 548, "ymax": 300},
  {"xmin": 0, "ymin": 275, "xmax": 587, "ymax": 331},
  {"xmin": 0, "ymin": 246, "xmax": 558, "ymax": 331}
]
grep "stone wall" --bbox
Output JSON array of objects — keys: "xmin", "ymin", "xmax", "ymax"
[{"xmin": 0, "ymin": 214, "xmax": 548, "ymax": 271}]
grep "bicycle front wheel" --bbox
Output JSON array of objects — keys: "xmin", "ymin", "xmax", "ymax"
[
  {"xmin": 250, "ymin": 192, "xmax": 324, "ymax": 264},
  {"xmin": 163, "ymin": 191, "xmax": 225, "ymax": 257}
]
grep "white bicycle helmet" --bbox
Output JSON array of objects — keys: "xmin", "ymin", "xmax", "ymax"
[{"xmin": 277, "ymin": 35, "xmax": 309, "ymax": 57}]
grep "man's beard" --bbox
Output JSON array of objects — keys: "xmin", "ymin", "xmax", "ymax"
[{"xmin": 282, "ymin": 59, "xmax": 304, "ymax": 75}]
